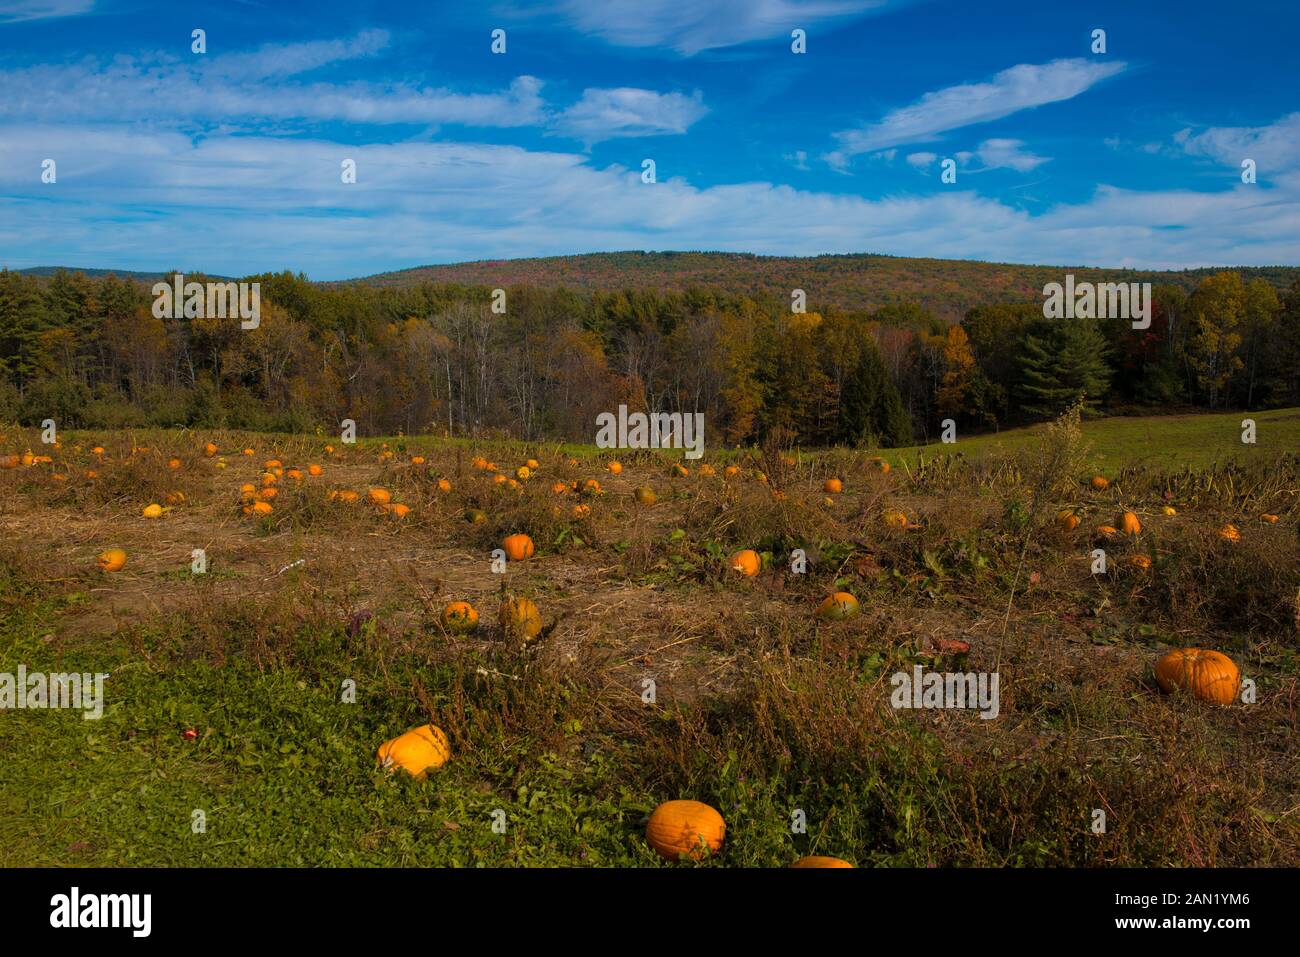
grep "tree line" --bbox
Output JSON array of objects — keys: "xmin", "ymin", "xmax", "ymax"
[{"xmin": 1, "ymin": 267, "xmax": 1297, "ymax": 447}]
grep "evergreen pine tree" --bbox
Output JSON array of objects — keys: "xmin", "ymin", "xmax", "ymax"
[
  {"xmin": 1018, "ymin": 317, "xmax": 1111, "ymax": 417},
  {"xmin": 839, "ymin": 326, "xmax": 913, "ymax": 447}
]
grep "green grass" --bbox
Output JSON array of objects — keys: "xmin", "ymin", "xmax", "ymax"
[
  {"xmin": 0, "ymin": 599, "xmax": 859, "ymax": 867},
  {"xmin": 890, "ymin": 407, "xmax": 1300, "ymax": 472},
  {"xmin": 340, "ymin": 407, "xmax": 1300, "ymax": 473}
]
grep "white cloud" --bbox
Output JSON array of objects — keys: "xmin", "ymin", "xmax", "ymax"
[
  {"xmin": 1177, "ymin": 112, "xmax": 1300, "ymax": 173},
  {"xmin": 830, "ymin": 58, "xmax": 1126, "ymax": 160},
  {"xmin": 0, "ymin": 0, "xmax": 93, "ymax": 23},
  {"xmin": 199, "ymin": 29, "xmax": 392, "ymax": 81},
  {"xmin": 0, "ymin": 38, "xmax": 547, "ymax": 128},
  {"xmin": 547, "ymin": 0, "xmax": 895, "ymax": 55},
  {"xmin": 1, "ymin": 123, "xmax": 1294, "ymax": 278},
  {"xmin": 552, "ymin": 88, "xmax": 707, "ymax": 144},
  {"xmin": 967, "ymin": 138, "xmax": 1049, "ymax": 172},
  {"xmin": 905, "ymin": 151, "xmax": 936, "ymax": 168}
]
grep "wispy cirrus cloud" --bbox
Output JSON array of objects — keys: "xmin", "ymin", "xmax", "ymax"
[
  {"xmin": 0, "ymin": 32, "xmax": 706, "ymax": 140},
  {"xmin": 0, "ymin": 35, "xmax": 548, "ymax": 128},
  {"xmin": 827, "ymin": 58, "xmax": 1126, "ymax": 165},
  {"xmin": 0, "ymin": 0, "xmax": 93, "ymax": 23},
  {"xmin": 198, "ymin": 28, "xmax": 392, "ymax": 81},
  {"xmin": 552, "ymin": 88, "xmax": 707, "ymax": 144},
  {"xmin": 544, "ymin": 0, "xmax": 898, "ymax": 55}
]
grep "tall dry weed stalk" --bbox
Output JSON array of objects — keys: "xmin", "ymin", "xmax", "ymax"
[{"xmin": 996, "ymin": 400, "xmax": 1090, "ymax": 667}]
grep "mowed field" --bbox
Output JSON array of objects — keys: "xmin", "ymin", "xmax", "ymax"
[{"xmin": 1, "ymin": 410, "xmax": 1298, "ymax": 867}]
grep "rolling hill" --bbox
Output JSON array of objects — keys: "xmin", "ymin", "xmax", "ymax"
[{"xmin": 344, "ymin": 251, "xmax": 1300, "ymax": 318}]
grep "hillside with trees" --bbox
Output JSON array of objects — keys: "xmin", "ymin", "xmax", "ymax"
[
  {"xmin": 346, "ymin": 251, "xmax": 1300, "ymax": 321},
  {"xmin": 2, "ymin": 261, "xmax": 1298, "ymax": 447}
]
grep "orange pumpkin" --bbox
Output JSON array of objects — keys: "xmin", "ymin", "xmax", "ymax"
[
  {"xmin": 97, "ymin": 548, "xmax": 127, "ymax": 572},
  {"xmin": 791, "ymin": 855, "xmax": 854, "ymax": 868},
  {"xmin": 203, "ymin": 443, "xmax": 218, "ymax": 457},
  {"xmin": 376, "ymin": 724, "xmax": 451, "ymax": 780},
  {"xmin": 606, "ymin": 461, "xmax": 623, "ymax": 475},
  {"xmin": 816, "ymin": 592, "xmax": 860, "ymax": 621},
  {"xmin": 1127, "ymin": 554, "xmax": 1152, "ymax": 570},
  {"xmin": 249, "ymin": 500, "xmax": 273, "ymax": 516},
  {"xmin": 728, "ymin": 549, "xmax": 761, "ymax": 577},
  {"xmin": 1218, "ymin": 523, "xmax": 1241, "ymax": 542},
  {"xmin": 823, "ymin": 478, "xmax": 843, "ymax": 494},
  {"xmin": 502, "ymin": 534, "xmax": 535, "ymax": 561},
  {"xmin": 1056, "ymin": 509, "xmax": 1081, "ymax": 532},
  {"xmin": 441, "ymin": 601, "xmax": 479, "ymax": 634},
  {"xmin": 1260, "ymin": 513, "xmax": 1279, "ymax": 524},
  {"xmin": 646, "ymin": 800, "xmax": 725, "ymax": 861},
  {"xmin": 499, "ymin": 596, "xmax": 543, "ymax": 642},
  {"xmin": 437, "ymin": 478, "xmax": 452, "ymax": 493},
  {"xmin": 1090, "ymin": 475, "xmax": 1110, "ymax": 491},
  {"xmin": 883, "ymin": 509, "xmax": 908, "ymax": 528},
  {"xmin": 1154, "ymin": 649, "xmax": 1239, "ymax": 706},
  {"xmin": 1119, "ymin": 511, "xmax": 1141, "ymax": 536},
  {"xmin": 367, "ymin": 487, "xmax": 391, "ymax": 506},
  {"xmin": 142, "ymin": 503, "xmax": 163, "ymax": 519},
  {"xmin": 308, "ymin": 464, "xmax": 323, "ymax": 476},
  {"xmin": 634, "ymin": 487, "xmax": 657, "ymax": 505}
]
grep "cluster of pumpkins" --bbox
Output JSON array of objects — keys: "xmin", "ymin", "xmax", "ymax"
[
  {"xmin": 440, "ymin": 534, "xmax": 542, "ymax": 640},
  {"xmin": 1077, "ymin": 478, "xmax": 1277, "ymax": 541}
]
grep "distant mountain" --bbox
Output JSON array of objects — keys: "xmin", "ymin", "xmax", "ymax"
[
  {"xmin": 17, "ymin": 253, "xmax": 1300, "ymax": 319},
  {"xmin": 15, "ymin": 266, "xmax": 235, "ymax": 282},
  {"xmin": 16, "ymin": 266, "xmax": 174, "ymax": 281},
  {"xmin": 345, "ymin": 251, "xmax": 1300, "ymax": 319}
]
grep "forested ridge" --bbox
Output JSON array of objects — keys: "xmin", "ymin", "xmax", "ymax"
[{"xmin": 3, "ymin": 259, "xmax": 1299, "ymax": 447}]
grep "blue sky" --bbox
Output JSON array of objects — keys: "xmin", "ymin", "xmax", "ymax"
[{"xmin": 1, "ymin": 0, "xmax": 1297, "ymax": 278}]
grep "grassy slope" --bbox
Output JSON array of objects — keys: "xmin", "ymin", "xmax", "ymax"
[{"xmin": 888, "ymin": 407, "xmax": 1300, "ymax": 472}]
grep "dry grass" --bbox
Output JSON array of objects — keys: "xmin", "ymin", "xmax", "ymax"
[{"xmin": 1, "ymin": 419, "xmax": 1297, "ymax": 866}]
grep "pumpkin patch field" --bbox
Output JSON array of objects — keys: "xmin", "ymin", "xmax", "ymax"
[{"xmin": 1, "ymin": 413, "xmax": 1298, "ymax": 867}]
